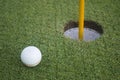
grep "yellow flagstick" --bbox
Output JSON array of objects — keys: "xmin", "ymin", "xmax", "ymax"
[{"xmin": 79, "ymin": 0, "xmax": 84, "ymax": 40}]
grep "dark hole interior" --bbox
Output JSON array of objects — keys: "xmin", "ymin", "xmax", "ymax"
[{"xmin": 64, "ymin": 20, "xmax": 103, "ymax": 34}]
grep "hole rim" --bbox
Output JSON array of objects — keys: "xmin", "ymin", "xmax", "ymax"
[{"xmin": 64, "ymin": 20, "xmax": 103, "ymax": 35}]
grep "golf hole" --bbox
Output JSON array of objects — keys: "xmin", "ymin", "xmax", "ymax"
[{"xmin": 64, "ymin": 20, "xmax": 103, "ymax": 41}]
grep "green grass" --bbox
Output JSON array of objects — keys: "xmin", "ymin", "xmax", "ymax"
[{"xmin": 0, "ymin": 0, "xmax": 120, "ymax": 80}]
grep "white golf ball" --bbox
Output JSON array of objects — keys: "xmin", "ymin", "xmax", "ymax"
[{"xmin": 21, "ymin": 46, "xmax": 42, "ymax": 67}]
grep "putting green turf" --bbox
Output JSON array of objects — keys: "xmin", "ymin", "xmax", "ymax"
[{"xmin": 0, "ymin": 0, "xmax": 120, "ymax": 80}]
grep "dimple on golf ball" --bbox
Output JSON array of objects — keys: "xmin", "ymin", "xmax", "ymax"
[{"xmin": 21, "ymin": 46, "xmax": 42, "ymax": 67}]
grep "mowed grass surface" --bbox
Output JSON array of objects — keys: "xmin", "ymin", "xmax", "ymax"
[{"xmin": 0, "ymin": 0, "xmax": 120, "ymax": 80}]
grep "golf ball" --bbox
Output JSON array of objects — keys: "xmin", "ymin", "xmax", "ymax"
[{"xmin": 21, "ymin": 46, "xmax": 42, "ymax": 67}]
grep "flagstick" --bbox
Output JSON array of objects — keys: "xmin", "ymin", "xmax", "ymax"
[{"xmin": 79, "ymin": 0, "xmax": 84, "ymax": 40}]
